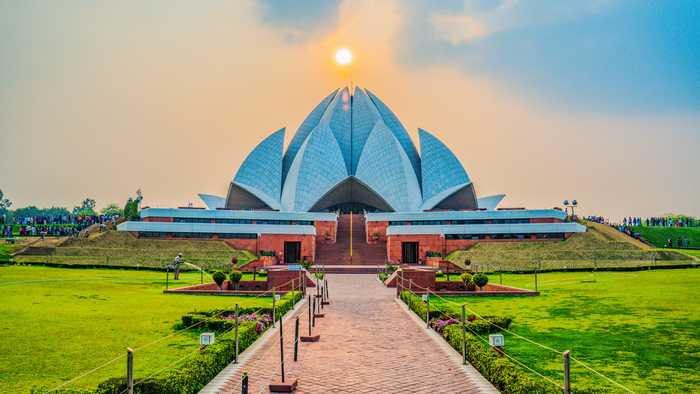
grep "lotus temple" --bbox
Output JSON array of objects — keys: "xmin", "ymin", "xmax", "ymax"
[{"xmin": 118, "ymin": 87, "xmax": 585, "ymax": 265}]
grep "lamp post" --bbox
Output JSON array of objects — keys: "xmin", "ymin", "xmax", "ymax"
[{"xmin": 562, "ymin": 200, "xmax": 578, "ymax": 220}]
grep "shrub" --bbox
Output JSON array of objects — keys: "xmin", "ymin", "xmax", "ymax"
[
  {"xmin": 378, "ymin": 272, "xmax": 389, "ymax": 282},
  {"xmin": 301, "ymin": 259, "xmax": 312, "ymax": 271},
  {"xmin": 314, "ymin": 271, "xmax": 325, "ymax": 280},
  {"xmin": 229, "ymin": 270, "xmax": 243, "ymax": 289},
  {"xmin": 259, "ymin": 250, "xmax": 276, "ymax": 257},
  {"xmin": 211, "ymin": 271, "xmax": 226, "ymax": 289},
  {"xmin": 385, "ymin": 264, "xmax": 397, "ymax": 274},
  {"xmin": 426, "ymin": 250, "xmax": 442, "ymax": 257},
  {"xmin": 435, "ymin": 271, "xmax": 445, "ymax": 278},
  {"xmin": 473, "ymin": 272, "xmax": 488, "ymax": 290},
  {"xmin": 459, "ymin": 272, "xmax": 476, "ymax": 290}
]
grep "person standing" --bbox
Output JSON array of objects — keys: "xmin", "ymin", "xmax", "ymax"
[{"xmin": 173, "ymin": 253, "xmax": 183, "ymax": 280}]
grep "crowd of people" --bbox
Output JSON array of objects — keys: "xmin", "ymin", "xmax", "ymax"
[
  {"xmin": 585, "ymin": 215, "xmax": 699, "ymax": 228},
  {"xmin": 1, "ymin": 214, "xmax": 118, "ymax": 239}
]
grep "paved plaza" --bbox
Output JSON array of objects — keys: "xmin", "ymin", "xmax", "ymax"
[{"xmin": 203, "ymin": 274, "xmax": 497, "ymax": 393}]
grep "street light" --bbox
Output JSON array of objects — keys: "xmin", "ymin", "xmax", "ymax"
[{"xmin": 562, "ymin": 200, "xmax": 579, "ymax": 219}]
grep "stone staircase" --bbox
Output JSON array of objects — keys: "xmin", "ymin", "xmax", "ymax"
[{"xmin": 315, "ymin": 213, "xmax": 387, "ymax": 267}]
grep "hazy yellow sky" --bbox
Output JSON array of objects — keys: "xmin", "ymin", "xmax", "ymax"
[{"xmin": 1, "ymin": 1, "xmax": 698, "ymax": 219}]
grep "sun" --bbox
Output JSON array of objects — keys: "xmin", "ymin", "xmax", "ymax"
[{"xmin": 335, "ymin": 48, "xmax": 353, "ymax": 65}]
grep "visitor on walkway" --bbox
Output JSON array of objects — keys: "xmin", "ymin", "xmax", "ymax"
[{"xmin": 173, "ymin": 253, "xmax": 183, "ymax": 280}]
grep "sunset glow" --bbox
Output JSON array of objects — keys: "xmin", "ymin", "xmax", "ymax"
[{"xmin": 335, "ymin": 48, "xmax": 353, "ymax": 65}]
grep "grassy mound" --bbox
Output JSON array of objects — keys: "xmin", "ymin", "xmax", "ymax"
[
  {"xmin": 630, "ymin": 225, "xmax": 700, "ymax": 248},
  {"xmin": 447, "ymin": 221, "xmax": 690, "ymax": 271},
  {"xmin": 14, "ymin": 231, "xmax": 256, "ymax": 271}
]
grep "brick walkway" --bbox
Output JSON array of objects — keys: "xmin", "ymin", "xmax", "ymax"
[{"xmin": 205, "ymin": 274, "xmax": 497, "ymax": 394}]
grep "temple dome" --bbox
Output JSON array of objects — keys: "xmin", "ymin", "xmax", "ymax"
[{"xmin": 227, "ymin": 86, "xmax": 478, "ymax": 212}]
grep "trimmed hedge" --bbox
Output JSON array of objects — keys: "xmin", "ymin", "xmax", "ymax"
[
  {"xmin": 40, "ymin": 291, "xmax": 301, "ymax": 394},
  {"xmin": 400, "ymin": 291, "xmax": 608, "ymax": 394}
]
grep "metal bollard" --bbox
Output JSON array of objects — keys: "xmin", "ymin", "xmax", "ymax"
[
  {"xmin": 241, "ymin": 372, "xmax": 249, "ymax": 394},
  {"xmin": 272, "ymin": 290, "xmax": 276, "ymax": 327},
  {"xmin": 563, "ymin": 350, "xmax": 571, "ymax": 394},
  {"xmin": 461, "ymin": 305, "xmax": 467, "ymax": 365},
  {"xmin": 294, "ymin": 316, "xmax": 299, "ymax": 362},
  {"xmin": 234, "ymin": 304, "xmax": 240, "ymax": 364},
  {"xmin": 126, "ymin": 348, "xmax": 134, "ymax": 394}
]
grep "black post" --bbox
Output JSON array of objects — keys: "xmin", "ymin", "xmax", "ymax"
[
  {"xmin": 320, "ymin": 285, "xmax": 324, "ymax": 311},
  {"xmin": 563, "ymin": 350, "xmax": 571, "ymax": 394},
  {"xmin": 234, "ymin": 304, "xmax": 240, "ymax": 364},
  {"xmin": 272, "ymin": 291, "xmax": 276, "ymax": 328},
  {"xmin": 127, "ymin": 348, "xmax": 134, "ymax": 394},
  {"xmin": 241, "ymin": 372, "xmax": 249, "ymax": 394},
  {"xmin": 294, "ymin": 316, "xmax": 299, "ymax": 362},
  {"xmin": 461, "ymin": 305, "xmax": 467, "ymax": 365},
  {"xmin": 253, "ymin": 267, "xmax": 257, "ymax": 281},
  {"xmin": 307, "ymin": 295, "xmax": 312, "ymax": 336},
  {"xmin": 200, "ymin": 268, "xmax": 203, "ymax": 284},
  {"xmin": 279, "ymin": 308, "xmax": 285, "ymax": 382},
  {"xmin": 165, "ymin": 267, "xmax": 169, "ymax": 291},
  {"xmin": 312, "ymin": 296, "xmax": 316, "ymax": 328}
]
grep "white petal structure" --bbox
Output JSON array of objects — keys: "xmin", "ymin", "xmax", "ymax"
[
  {"xmin": 226, "ymin": 128, "xmax": 285, "ymax": 210},
  {"xmin": 198, "ymin": 194, "xmax": 225, "ymax": 210},
  {"xmin": 477, "ymin": 194, "xmax": 506, "ymax": 210},
  {"xmin": 227, "ymin": 86, "xmax": 480, "ymax": 212},
  {"xmin": 419, "ymin": 129, "xmax": 477, "ymax": 211}
]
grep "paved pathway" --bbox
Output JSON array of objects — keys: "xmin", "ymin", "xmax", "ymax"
[{"xmin": 205, "ymin": 274, "xmax": 497, "ymax": 393}]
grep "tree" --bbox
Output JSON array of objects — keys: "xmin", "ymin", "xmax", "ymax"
[
  {"xmin": 73, "ymin": 198, "xmax": 97, "ymax": 216},
  {"xmin": 212, "ymin": 271, "xmax": 227, "ymax": 289},
  {"xmin": 229, "ymin": 270, "xmax": 243, "ymax": 290},
  {"xmin": 472, "ymin": 272, "xmax": 489, "ymax": 291},
  {"xmin": 100, "ymin": 203, "xmax": 123, "ymax": 217},
  {"xmin": 0, "ymin": 189, "xmax": 11, "ymax": 211}
]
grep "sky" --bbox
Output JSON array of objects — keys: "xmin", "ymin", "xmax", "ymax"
[{"xmin": 1, "ymin": 0, "xmax": 698, "ymax": 220}]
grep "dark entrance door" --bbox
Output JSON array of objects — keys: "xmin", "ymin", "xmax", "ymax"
[
  {"xmin": 284, "ymin": 241, "xmax": 301, "ymax": 264},
  {"xmin": 401, "ymin": 242, "xmax": 419, "ymax": 264}
]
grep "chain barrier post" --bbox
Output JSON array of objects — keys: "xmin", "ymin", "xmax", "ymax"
[
  {"xmin": 563, "ymin": 350, "xmax": 571, "ymax": 394},
  {"xmin": 241, "ymin": 372, "xmax": 248, "ymax": 394},
  {"xmin": 312, "ymin": 296, "xmax": 316, "ymax": 327},
  {"xmin": 294, "ymin": 316, "xmax": 299, "ymax": 362},
  {"xmin": 425, "ymin": 293, "xmax": 430, "ymax": 328},
  {"xmin": 308, "ymin": 294, "xmax": 312, "ymax": 336},
  {"xmin": 272, "ymin": 290, "xmax": 276, "ymax": 328},
  {"xmin": 126, "ymin": 347, "xmax": 134, "ymax": 394},
  {"xmin": 279, "ymin": 307, "xmax": 285, "ymax": 383},
  {"xmin": 461, "ymin": 305, "xmax": 467, "ymax": 365},
  {"xmin": 234, "ymin": 303, "xmax": 240, "ymax": 364}
]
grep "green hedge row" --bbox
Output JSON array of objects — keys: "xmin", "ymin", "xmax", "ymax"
[
  {"xmin": 400, "ymin": 291, "xmax": 608, "ymax": 393},
  {"xmin": 39, "ymin": 291, "xmax": 301, "ymax": 394}
]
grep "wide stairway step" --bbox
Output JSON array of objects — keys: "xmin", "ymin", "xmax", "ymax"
[{"xmin": 316, "ymin": 213, "xmax": 387, "ymax": 266}]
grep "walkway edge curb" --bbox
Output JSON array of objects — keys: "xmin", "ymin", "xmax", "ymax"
[
  {"xmin": 199, "ymin": 298, "xmax": 307, "ymax": 394},
  {"xmin": 394, "ymin": 297, "xmax": 500, "ymax": 393}
]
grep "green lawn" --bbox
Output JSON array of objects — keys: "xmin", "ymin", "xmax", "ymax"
[
  {"xmin": 631, "ymin": 226, "xmax": 700, "ymax": 248},
  {"xmin": 0, "ymin": 266, "xmax": 273, "ymax": 393},
  {"xmin": 431, "ymin": 269, "xmax": 700, "ymax": 393}
]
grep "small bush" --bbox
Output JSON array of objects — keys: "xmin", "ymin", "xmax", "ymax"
[
  {"xmin": 426, "ymin": 250, "xmax": 442, "ymax": 257},
  {"xmin": 473, "ymin": 272, "xmax": 488, "ymax": 290},
  {"xmin": 459, "ymin": 272, "xmax": 476, "ymax": 290},
  {"xmin": 435, "ymin": 271, "xmax": 445, "ymax": 278},
  {"xmin": 314, "ymin": 271, "xmax": 325, "ymax": 280},
  {"xmin": 229, "ymin": 270, "xmax": 243, "ymax": 289},
  {"xmin": 385, "ymin": 264, "xmax": 397, "ymax": 274},
  {"xmin": 211, "ymin": 271, "xmax": 226, "ymax": 288}
]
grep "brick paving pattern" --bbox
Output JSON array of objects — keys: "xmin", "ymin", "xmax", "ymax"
[{"xmin": 212, "ymin": 274, "xmax": 497, "ymax": 393}]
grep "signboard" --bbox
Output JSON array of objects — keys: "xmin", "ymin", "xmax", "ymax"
[
  {"xmin": 200, "ymin": 332, "xmax": 215, "ymax": 346},
  {"xmin": 287, "ymin": 264, "xmax": 303, "ymax": 271},
  {"xmin": 489, "ymin": 334, "xmax": 504, "ymax": 347},
  {"xmin": 422, "ymin": 294, "xmax": 429, "ymax": 302}
]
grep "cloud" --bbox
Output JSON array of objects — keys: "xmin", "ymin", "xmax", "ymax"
[
  {"xmin": 397, "ymin": 0, "xmax": 700, "ymax": 112},
  {"xmin": 256, "ymin": 0, "xmax": 341, "ymax": 43}
]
